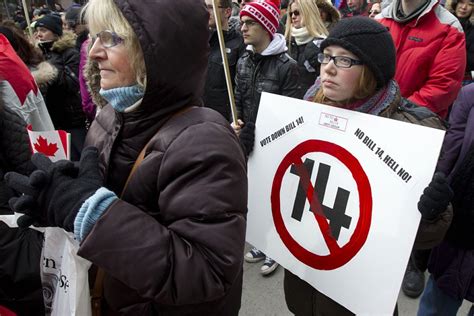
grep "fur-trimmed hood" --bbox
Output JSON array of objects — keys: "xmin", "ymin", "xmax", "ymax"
[
  {"xmin": 84, "ymin": 50, "xmax": 108, "ymax": 110},
  {"xmin": 51, "ymin": 31, "xmax": 76, "ymax": 53},
  {"xmin": 317, "ymin": 0, "xmax": 341, "ymax": 23},
  {"xmin": 84, "ymin": 0, "xmax": 209, "ymax": 119}
]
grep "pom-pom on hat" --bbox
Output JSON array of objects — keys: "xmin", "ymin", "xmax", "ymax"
[
  {"xmin": 240, "ymin": 0, "xmax": 281, "ymax": 39},
  {"xmin": 35, "ymin": 14, "xmax": 63, "ymax": 37},
  {"xmin": 320, "ymin": 16, "xmax": 396, "ymax": 89}
]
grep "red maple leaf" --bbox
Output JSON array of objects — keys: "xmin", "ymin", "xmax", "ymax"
[{"xmin": 34, "ymin": 136, "xmax": 59, "ymax": 157}]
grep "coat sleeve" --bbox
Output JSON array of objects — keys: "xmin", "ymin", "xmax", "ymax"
[
  {"xmin": 407, "ymin": 28, "xmax": 466, "ymax": 117},
  {"xmin": 436, "ymin": 86, "xmax": 473, "ymax": 175},
  {"xmin": 78, "ymin": 121, "xmax": 247, "ymax": 306},
  {"xmin": 413, "ymin": 204, "xmax": 453, "ymax": 250},
  {"xmin": 51, "ymin": 48, "xmax": 80, "ymax": 94},
  {"xmin": 280, "ymin": 59, "xmax": 303, "ymax": 100}
]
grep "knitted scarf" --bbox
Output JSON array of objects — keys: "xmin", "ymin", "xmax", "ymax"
[
  {"xmin": 99, "ymin": 84, "xmax": 144, "ymax": 113},
  {"xmin": 291, "ymin": 27, "xmax": 313, "ymax": 45},
  {"xmin": 305, "ymin": 78, "xmax": 401, "ymax": 116}
]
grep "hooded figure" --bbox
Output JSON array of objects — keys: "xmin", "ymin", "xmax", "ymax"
[
  {"xmin": 5, "ymin": 0, "xmax": 248, "ymax": 315},
  {"xmin": 316, "ymin": 0, "xmax": 340, "ymax": 30}
]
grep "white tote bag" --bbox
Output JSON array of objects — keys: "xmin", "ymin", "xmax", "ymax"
[{"xmin": 41, "ymin": 227, "xmax": 92, "ymax": 316}]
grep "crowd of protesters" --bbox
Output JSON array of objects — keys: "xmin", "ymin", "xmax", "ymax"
[{"xmin": 0, "ymin": 0, "xmax": 472, "ymax": 315}]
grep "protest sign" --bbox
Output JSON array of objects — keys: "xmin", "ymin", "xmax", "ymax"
[{"xmin": 247, "ymin": 92, "xmax": 445, "ymax": 315}]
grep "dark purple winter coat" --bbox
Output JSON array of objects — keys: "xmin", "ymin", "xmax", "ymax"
[
  {"xmin": 429, "ymin": 83, "xmax": 474, "ymax": 302},
  {"xmin": 437, "ymin": 83, "xmax": 474, "ymax": 179},
  {"xmin": 76, "ymin": 0, "xmax": 248, "ymax": 315}
]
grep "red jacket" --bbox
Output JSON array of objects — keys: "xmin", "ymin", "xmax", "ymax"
[{"xmin": 377, "ymin": 0, "xmax": 466, "ymax": 118}]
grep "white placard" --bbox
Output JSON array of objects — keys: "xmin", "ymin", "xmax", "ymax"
[{"xmin": 247, "ymin": 93, "xmax": 445, "ymax": 315}]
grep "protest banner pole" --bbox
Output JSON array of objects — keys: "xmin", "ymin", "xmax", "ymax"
[
  {"xmin": 212, "ymin": 0, "xmax": 238, "ymax": 125},
  {"xmin": 21, "ymin": 0, "xmax": 33, "ymax": 38},
  {"xmin": 3, "ymin": 0, "xmax": 11, "ymax": 19}
]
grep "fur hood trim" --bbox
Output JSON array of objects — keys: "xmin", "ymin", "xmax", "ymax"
[
  {"xmin": 84, "ymin": 43, "xmax": 108, "ymax": 109},
  {"xmin": 316, "ymin": 0, "xmax": 341, "ymax": 23},
  {"xmin": 52, "ymin": 31, "xmax": 77, "ymax": 53},
  {"xmin": 31, "ymin": 61, "xmax": 58, "ymax": 86}
]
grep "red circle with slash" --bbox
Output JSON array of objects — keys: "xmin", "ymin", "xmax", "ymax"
[{"xmin": 271, "ymin": 140, "xmax": 372, "ymax": 270}]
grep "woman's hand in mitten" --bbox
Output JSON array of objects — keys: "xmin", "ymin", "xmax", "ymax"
[{"xmin": 6, "ymin": 147, "xmax": 103, "ymax": 231}]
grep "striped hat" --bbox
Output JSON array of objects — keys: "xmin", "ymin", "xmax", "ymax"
[{"xmin": 240, "ymin": 0, "xmax": 281, "ymax": 38}]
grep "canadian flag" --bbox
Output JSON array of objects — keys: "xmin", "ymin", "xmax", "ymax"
[{"xmin": 27, "ymin": 125, "xmax": 70, "ymax": 162}]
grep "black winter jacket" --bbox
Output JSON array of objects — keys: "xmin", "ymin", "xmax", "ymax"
[
  {"xmin": 461, "ymin": 18, "xmax": 474, "ymax": 78},
  {"xmin": 39, "ymin": 32, "xmax": 86, "ymax": 130},
  {"xmin": 288, "ymin": 37, "xmax": 324, "ymax": 92},
  {"xmin": 203, "ymin": 29, "xmax": 245, "ymax": 121},
  {"xmin": 0, "ymin": 105, "xmax": 44, "ymax": 316},
  {"xmin": 235, "ymin": 49, "xmax": 302, "ymax": 124}
]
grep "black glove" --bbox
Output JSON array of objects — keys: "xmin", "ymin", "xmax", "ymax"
[
  {"xmin": 239, "ymin": 122, "xmax": 256, "ymax": 156},
  {"xmin": 5, "ymin": 147, "xmax": 103, "ymax": 231},
  {"xmin": 417, "ymin": 172, "xmax": 453, "ymax": 220}
]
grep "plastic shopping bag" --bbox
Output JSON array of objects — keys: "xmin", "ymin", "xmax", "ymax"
[{"xmin": 41, "ymin": 227, "xmax": 92, "ymax": 316}]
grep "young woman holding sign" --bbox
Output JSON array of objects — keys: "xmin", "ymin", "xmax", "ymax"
[{"xmin": 285, "ymin": 16, "xmax": 454, "ymax": 315}]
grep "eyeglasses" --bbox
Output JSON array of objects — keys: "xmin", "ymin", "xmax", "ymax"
[
  {"xmin": 92, "ymin": 30, "xmax": 124, "ymax": 48},
  {"xmin": 318, "ymin": 53, "xmax": 363, "ymax": 68},
  {"xmin": 240, "ymin": 19, "xmax": 259, "ymax": 28},
  {"xmin": 369, "ymin": 9, "xmax": 381, "ymax": 14},
  {"xmin": 289, "ymin": 10, "xmax": 300, "ymax": 17}
]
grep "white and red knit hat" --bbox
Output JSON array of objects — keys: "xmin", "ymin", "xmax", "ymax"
[{"xmin": 240, "ymin": 0, "xmax": 281, "ymax": 38}]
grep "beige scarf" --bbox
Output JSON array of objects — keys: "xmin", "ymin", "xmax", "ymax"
[{"xmin": 291, "ymin": 27, "xmax": 313, "ymax": 45}]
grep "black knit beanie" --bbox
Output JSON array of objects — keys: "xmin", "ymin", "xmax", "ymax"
[
  {"xmin": 35, "ymin": 14, "xmax": 63, "ymax": 37},
  {"xmin": 320, "ymin": 16, "xmax": 396, "ymax": 89}
]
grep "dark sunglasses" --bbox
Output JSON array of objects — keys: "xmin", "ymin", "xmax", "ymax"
[
  {"xmin": 92, "ymin": 30, "xmax": 124, "ymax": 48},
  {"xmin": 290, "ymin": 10, "xmax": 300, "ymax": 17}
]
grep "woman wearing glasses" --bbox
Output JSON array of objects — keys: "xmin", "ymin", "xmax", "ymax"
[
  {"xmin": 284, "ymin": 17, "xmax": 453, "ymax": 315},
  {"xmin": 285, "ymin": 0, "xmax": 328, "ymax": 92},
  {"xmin": 6, "ymin": 0, "xmax": 247, "ymax": 315}
]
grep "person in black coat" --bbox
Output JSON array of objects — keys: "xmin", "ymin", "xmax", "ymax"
[
  {"xmin": 203, "ymin": 0, "xmax": 246, "ymax": 121},
  {"xmin": 0, "ymin": 91, "xmax": 44, "ymax": 316}
]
